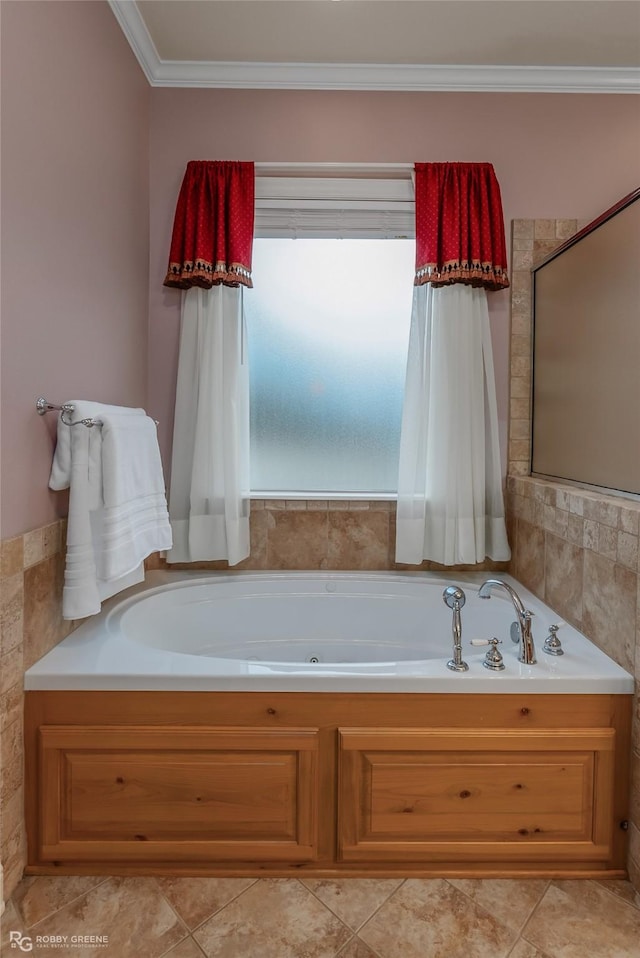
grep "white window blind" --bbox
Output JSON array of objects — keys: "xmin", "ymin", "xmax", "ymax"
[{"xmin": 254, "ymin": 175, "xmax": 415, "ymax": 239}]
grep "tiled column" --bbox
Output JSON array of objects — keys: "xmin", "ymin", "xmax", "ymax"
[
  {"xmin": 506, "ymin": 218, "xmax": 640, "ymax": 891},
  {"xmin": 0, "ymin": 520, "xmax": 77, "ymax": 900}
]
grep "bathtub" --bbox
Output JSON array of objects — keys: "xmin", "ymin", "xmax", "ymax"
[
  {"xmin": 24, "ymin": 571, "xmax": 633, "ymax": 694},
  {"xmin": 24, "ymin": 570, "xmax": 634, "ymax": 878}
]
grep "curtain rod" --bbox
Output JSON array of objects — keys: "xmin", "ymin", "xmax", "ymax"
[
  {"xmin": 256, "ymin": 163, "xmax": 413, "ymax": 168},
  {"xmin": 255, "ymin": 162, "xmax": 413, "ymax": 177}
]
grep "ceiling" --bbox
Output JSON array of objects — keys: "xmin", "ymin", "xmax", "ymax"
[{"xmin": 109, "ymin": 1, "xmax": 640, "ymax": 92}]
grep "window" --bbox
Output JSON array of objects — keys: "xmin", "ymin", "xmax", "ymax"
[
  {"xmin": 245, "ymin": 238, "xmax": 414, "ymax": 495},
  {"xmin": 245, "ymin": 170, "xmax": 416, "ymax": 497}
]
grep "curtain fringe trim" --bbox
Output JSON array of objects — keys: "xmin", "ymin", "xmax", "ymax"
[
  {"xmin": 164, "ymin": 260, "xmax": 253, "ymax": 290},
  {"xmin": 414, "ymin": 261, "xmax": 509, "ymax": 292}
]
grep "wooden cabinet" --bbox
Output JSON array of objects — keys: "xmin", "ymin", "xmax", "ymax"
[
  {"xmin": 25, "ymin": 691, "xmax": 631, "ymax": 878},
  {"xmin": 338, "ymin": 728, "xmax": 615, "ymax": 863},
  {"xmin": 39, "ymin": 726, "xmax": 319, "ymax": 863}
]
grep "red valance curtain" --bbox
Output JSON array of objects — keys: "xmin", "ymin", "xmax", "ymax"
[
  {"xmin": 164, "ymin": 161, "xmax": 254, "ymax": 290},
  {"xmin": 414, "ymin": 162, "xmax": 509, "ymax": 291}
]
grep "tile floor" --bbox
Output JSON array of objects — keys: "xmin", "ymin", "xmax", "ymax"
[{"xmin": 1, "ymin": 874, "xmax": 640, "ymax": 958}]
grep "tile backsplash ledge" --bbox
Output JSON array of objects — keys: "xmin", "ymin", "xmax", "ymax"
[{"xmin": 149, "ymin": 499, "xmax": 508, "ymax": 574}]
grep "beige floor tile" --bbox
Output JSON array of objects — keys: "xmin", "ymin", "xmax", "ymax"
[
  {"xmin": 593, "ymin": 877, "xmax": 640, "ymax": 911},
  {"xmin": 193, "ymin": 878, "xmax": 351, "ymax": 958},
  {"xmin": 162, "ymin": 936, "xmax": 207, "ymax": 957},
  {"xmin": 12, "ymin": 876, "xmax": 108, "ymax": 928},
  {"xmin": 522, "ymin": 879, "xmax": 640, "ymax": 958},
  {"xmin": 1, "ymin": 898, "xmax": 27, "ymax": 952},
  {"xmin": 23, "ymin": 877, "xmax": 188, "ymax": 957},
  {"xmin": 302, "ymin": 878, "xmax": 404, "ymax": 930},
  {"xmin": 8, "ymin": 874, "xmax": 640, "ymax": 958},
  {"xmin": 358, "ymin": 879, "xmax": 517, "ymax": 958},
  {"xmin": 447, "ymin": 878, "xmax": 549, "ymax": 932},
  {"xmin": 507, "ymin": 941, "xmax": 554, "ymax": 958},
  {"xmin": 156, "ymin": 877, "xmax": 257, "ymax": 929},
  {"xmin": 337, "ymin": 937, "xmax": 381, "ymax": 958}
]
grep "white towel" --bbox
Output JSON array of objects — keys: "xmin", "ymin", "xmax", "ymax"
[{"xmin": 49, "ymin": 401, "xmax": 172, "ymax": 619}]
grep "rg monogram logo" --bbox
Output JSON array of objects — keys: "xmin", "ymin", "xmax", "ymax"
[{"xmin": 9, "ymin": 931, "xmax": 33, "ymax": 952}]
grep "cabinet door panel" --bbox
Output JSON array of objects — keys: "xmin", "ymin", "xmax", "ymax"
[
  {"xmin": 338, "ymin": 728, "xmax": 614, "ymax": 863},
  {"xmin": 39, "ymin": 726, "xmax": 319, "ymax": 862}
]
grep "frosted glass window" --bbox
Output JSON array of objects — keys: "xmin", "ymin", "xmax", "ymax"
[{"xmin": 245, "ymin": 238, "xmax": 414, "ymax": 494}]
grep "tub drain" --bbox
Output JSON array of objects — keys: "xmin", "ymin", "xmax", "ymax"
[{"xmin": 307, "ymin": 656, "xmax": 320, "ymax": 664}]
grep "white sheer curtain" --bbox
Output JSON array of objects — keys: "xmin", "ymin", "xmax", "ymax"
[
  {"xmin": 395, "ymin": 283, "xmax": 510, "ymax": 565},
  {"xmin": 167, "ymin": 286, "xmax": 250, "ymax": 565}
]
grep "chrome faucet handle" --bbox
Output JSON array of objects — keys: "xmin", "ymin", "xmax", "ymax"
[
  {"xmin": 543, "ymin": 622, "xmax": 565, "ymax": 656},
  {"xmin": 471, "ymin": 637, "xmax": 505, "ymax": 671}
]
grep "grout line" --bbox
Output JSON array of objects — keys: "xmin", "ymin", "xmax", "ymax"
[
  {"xmin": 171, "ymin": 877, "xmax": 261, "ymax": 936},
  {"xmin": 504, "ymin": 933, "xmax": 553, "ymax": 958},
  {"xmin": 299, "ymin": 877, "xmax": 407, "ymax": 937},
  {"xmin": 292, "ymin": 877, "xmax": 358, "ymax": 935},
  {"xmin": 190, "ymin": 938, "xmax": 209, "ymax": 958},
  {"xmin": 440, "ymin": 878, "xmax": 515, "ymax": 947},
  {"xmin": 509, "ymin": 878, "xmax": 552, "ymax": 941},
  {"xmin": 442, "ymin": 876, "xmax": 551, "ymax": 955},
  {"xmin": 515, "ymin": 878, "xmax": 556, "ymax": 955},
  {"xmin": 159, "ymin": 934, "xmax": 208, "ymax": 958},
  {"xmin": 334, "ymin": 931, "xmax": 387, "ymax": 958},
  {"xmin": 188, "ymin": 877, "xmax": 356, "ymax": 957},
  {"xmin": 583, "ymin": 876, "xmax": 640, "ymax": 913},
  {"xmin": 157, "ymin": 933, "xmax": 194, "ymax": 958},
  {"xmin": 513, "ymin": 935, "xmax": 555, "ymax": 958},
  {"xmin": 332, "ymin": 933, "xmax": 357, "ymax": 958},
  {"xmin": 150, "ymin": 878, "xmax": 195, "ymax": 955},
  {"xmin": 348, "ymin": 878, "xmax": 407, "ymax": 936},
  {"xmin": 16, "ymin": 876, "xmax": 112, "ymax": 931}
]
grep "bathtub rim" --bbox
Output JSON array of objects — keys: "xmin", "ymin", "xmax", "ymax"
[{"xmin": 23, "ymin": 570, "xmax": 634, "ymax": 695}]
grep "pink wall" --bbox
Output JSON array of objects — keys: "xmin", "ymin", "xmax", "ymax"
[
  {"xmin": 0, "ymin": 1, "xmax": 150, "ymax": 539},
  {"xmin": 4, "ymin": 23, "xmax": 637, "ymax": 539},
  {"xmin": 149, "ymin": 88, "xmax": 639, "ymax": 475}
]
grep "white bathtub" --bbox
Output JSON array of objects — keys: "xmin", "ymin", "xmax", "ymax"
[{"xmin": 24, "ymin": 571, "xmax": 633, "ymax": 694}]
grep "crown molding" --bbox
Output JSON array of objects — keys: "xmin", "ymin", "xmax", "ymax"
[
  {"xmin": 151, "ymin": 61, "xmax": 640, "ymax": 94},
  {"xmin": 109, "ymin": 2, "xmax": 640, "ymax": 94},
  {"xmin": 109, "ymin": 0, "xmax": 162, "ymax": 84}
]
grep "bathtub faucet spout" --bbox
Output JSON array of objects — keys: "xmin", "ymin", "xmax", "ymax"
[{"xmin": 478, "ymin": 579, "xmax": 536, "ymax": 665}]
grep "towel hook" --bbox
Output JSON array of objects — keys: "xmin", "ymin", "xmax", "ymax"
[{"xmin": 36, "ymin": 397, "xmax": 74, "ymax": 417}]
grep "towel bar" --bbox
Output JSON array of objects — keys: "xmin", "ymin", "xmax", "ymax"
[
  {"xmin": 36, "ymin": 397, "xmax": 102, "ymax": 428},
  {"xmin": 36, "ymin": 397, "xmax": 158, "ymax": 429}
]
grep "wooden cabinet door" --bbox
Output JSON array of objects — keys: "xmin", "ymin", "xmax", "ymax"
[
  {"xmin": 338, "ymin": 728, "xmax": 615, "ymax": 864},
  {"xmin": 39, "ymin": 726, "xmax": 319, "ymax": 863}
]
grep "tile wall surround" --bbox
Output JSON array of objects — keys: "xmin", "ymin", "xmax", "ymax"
[
  {"xmin": 147, "ymin": 499, "xmax": 509, "ymax": 575},
  {"xmin": 0, "ymin": 519, "xmax": 79, "ymax": 901},
  {"xmin": 506, "ymin": 217, "xmax": 640, "ymax": 892}
]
